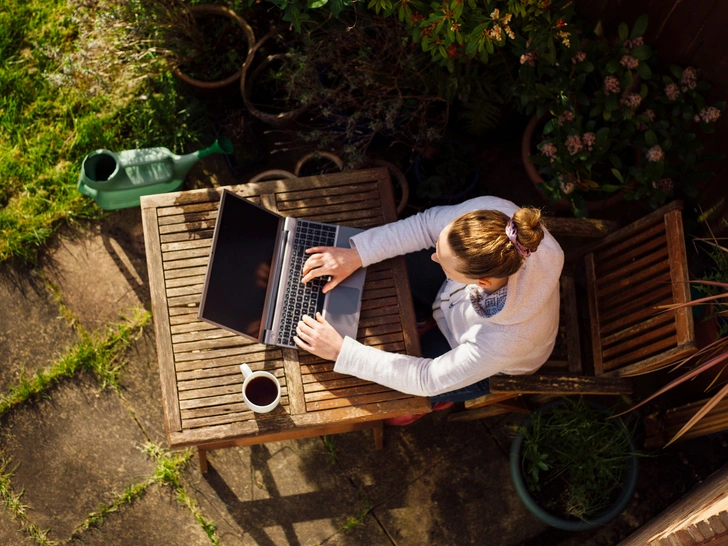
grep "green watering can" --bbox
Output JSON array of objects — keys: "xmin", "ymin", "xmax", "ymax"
[{"xmin": 77, "ymin": 138, "xmax": 233, "ymax": 210}]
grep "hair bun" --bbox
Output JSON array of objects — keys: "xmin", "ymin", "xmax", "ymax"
[{"xmin": 512, "ymin": 207, "xmax": 544, "ymax": 252}]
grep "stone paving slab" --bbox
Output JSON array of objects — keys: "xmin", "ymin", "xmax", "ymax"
[
  {"xmin": 0, "ymin": 267, "xmax": 79, "ymax": 393},
  {"xmin": 74, "ymin": 484, "xmax": 211, "ymax": 546},
  {"xmin": 0, "ymin": 509, "xmax": 34, "ymax": 546},
  {"xmin": 333, "ymin": 412, "xmax": 546, "ymax": 545},
  {"xmin": 119, "ymin": 328, "xmax": 167, "ymax": 444},
  {"xmin": 183, "ymin": 438, "xmax": 392, "ymax": 546},
  {"xmin": 0, "ymin": 376, "xmax": 155, "ymax": 541},
  {"xmin": 42, "ymin": 208, "xmax": 150, "ymax": 333}
]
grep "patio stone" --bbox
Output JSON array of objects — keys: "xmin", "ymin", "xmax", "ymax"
[
  {"xmin": 0, "ymin": 509, "xmax": 34, "ymax": 546},
  {"xmin": 0, "ymin": 267, "xmax": 79, "ymax": 393},
  {"xmin": 0, "ymin": 376, "xmax": 155, "ymax": 542},
  {"xmin": 118, "ymin": 328, "xmax": 167, "ymax": 444},
  {"xmin": 41, "ymin": 208, "xmax": 150, "ymax": 333},
  {"xmin": 182, "ymin": 437, "xmax": 391, "ymax": 546},
  {"xmin": 74, "ymin": 484, "xmax": 211, "ymax": 546},
  {"xmin": 333, "ymin": 411, "xmax": 546, "ymax": 545}
]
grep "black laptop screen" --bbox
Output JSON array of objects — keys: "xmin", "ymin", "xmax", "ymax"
[{"xmin": 199, "ymin": 191, "xmax": 281, "ymax": 339}]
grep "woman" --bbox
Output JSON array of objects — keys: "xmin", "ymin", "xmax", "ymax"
[{"xmin": 293, "ymin": 196, "xmax": 564, "ymax": 408}]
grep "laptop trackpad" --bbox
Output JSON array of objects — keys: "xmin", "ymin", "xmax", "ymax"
[{"xmin": 325, "ymin": 286, "xmax": 361, "ymax": 339}]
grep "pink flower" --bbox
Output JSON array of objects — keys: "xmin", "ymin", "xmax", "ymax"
[
  {"xmin": 604, "ymin": 75, "xmax": 620, "ymax": 95},
  {"xmin": 625, "ymin": 36, "xmax": 644, "ymax": 49},
  {"xmin": 620, "ymin": 55, "xmax": 639, "ymax": 70},
  {"xmin": 652, "ymin": 178, "xmax": 674, "ymax": 192},
  {"xmin": 665, "ymin": 83, "xmax": 680, "ymax": 101},
  {"xmin": 698, "ymin": 106, "xmax": 721, "ymax": 123},
  {"xmin": 559, "ymin": 176, "xmax": 575, "ymax": 195},
  {"xmin": 621, "ymin": 93, "xmax": 642, "ymax": 110},
  {"xmin": 645, "ymin": 109, "xmax": 655, "ymax": 122},
  {"xmin": 681, "ymin": 66, "xmax": 698, "ymax": 91},
  {"xmin": 582, "ymin": 132, "xmax": 596, "ymax": 150},
  {"xmin": 539, "ymin": 142, "xmax": 557, "ymax": 162},
  {"xmin": 520, "ymin": 51, "xmax": 537, "ymax": 66},
  {"xmin": 558, "ymin": 111, "xmax": 574, "ymax": 125},
  {"xmin": 566, "ymin": 135, "xmax": 583, "ymax": 155},
  {"xmin": 571, "ymin": 51, "xmax": 586, "ymax": 64},
  {"xmin": 646, "ymin": 145, "xmax": 664, "ymax": 162}
]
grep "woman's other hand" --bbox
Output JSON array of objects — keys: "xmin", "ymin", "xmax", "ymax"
[
  {"xmin": 301, "ymin": 246, "xmax": 362, "ymax": 293},
  {"xmin": 293, "ymin": 313, "xmax": 344, "ymax": 361}
]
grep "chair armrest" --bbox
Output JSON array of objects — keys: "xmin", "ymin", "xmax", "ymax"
[
  {"xmin": 543, "ymin": 217, "xmax": 620, "ymax": 238},
  {"xmin": 489, "ymin": 375, "xmax": 633, "ymax": 395}
]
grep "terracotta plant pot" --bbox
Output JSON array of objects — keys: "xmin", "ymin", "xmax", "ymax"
[
  {"xmin": 522, "ymin": 115, "xmax": 626, "ymax": 213},
  {"xmin": 171, "ymin": 5, "xmax": 255, "ymax": 91},
  {"xmin": 241, "ymin": 28, "xmax": 309, "ymax": 128}
]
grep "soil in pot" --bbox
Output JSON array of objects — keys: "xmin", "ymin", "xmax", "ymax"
[{"xmin": 174, "ymin": 10, "xmax": 249, "ymax": 83}]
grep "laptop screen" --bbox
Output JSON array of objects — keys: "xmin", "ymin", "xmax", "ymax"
[{"xmin": 199, "ymin": 191, "xmax": 281, "ymax": 339}]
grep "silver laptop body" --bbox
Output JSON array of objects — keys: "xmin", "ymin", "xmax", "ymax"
[{"xmin": 198, "ymin": 189, "xmax": 367, "ymax": 349}]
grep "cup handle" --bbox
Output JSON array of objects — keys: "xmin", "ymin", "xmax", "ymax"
[{"xmin": 240, "ymin": 363, "xmax": 252, "ymax": 378}]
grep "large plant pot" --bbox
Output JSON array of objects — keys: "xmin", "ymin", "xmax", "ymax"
[
  {"xmin": 171, "ymin": 5, "xmax": 255, "ymax": 91},
  {"xmin": 522, "ymin": 115, "xmax": 626, "ymax": 213},
  {"xmin": 241, "ymin": 28, "xmax": 309, "ymax": 128},
  {"xmin": 510, "ymin": 400, "xmax": 639, "ymax": 532}
]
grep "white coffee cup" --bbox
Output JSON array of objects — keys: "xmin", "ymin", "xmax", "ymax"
[{"xmin": 240, "ymin": 364, "xmax": 281, "ymax": 413}]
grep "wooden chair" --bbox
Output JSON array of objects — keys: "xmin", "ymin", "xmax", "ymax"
[{"xmin": 449, "ymin": 201, "xmax": 697, "ymax": 422}]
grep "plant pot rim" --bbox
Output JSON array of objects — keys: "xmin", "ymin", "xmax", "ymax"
[
  {"xmin": 509, "ymin": 399, "xmax": 639, "ymax": 532},
  {"xmin": 241, "ymin": 49, "xmax": 310, "ymax": 128},
  {"xmin": 171, "ymin": 4, "xmax": 255, "ymax": 90}
]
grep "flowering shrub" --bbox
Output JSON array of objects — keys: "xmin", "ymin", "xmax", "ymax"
[
  {"xmin": 253, "ymin": 0, "xmax": 576, "ymax": 71},
  {"xmin": 521, "ymin": 15, "xmax": 725, "ymax": 216}
]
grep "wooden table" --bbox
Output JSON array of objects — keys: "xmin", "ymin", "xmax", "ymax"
[{"xmin": 141, "ymin": 167, "xmax": 430, "ymax": 470}]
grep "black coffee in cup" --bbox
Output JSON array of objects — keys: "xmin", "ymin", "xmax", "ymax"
[{"xmin": 245, "ymin": 376, "xmax": 278, "ymax": 407}]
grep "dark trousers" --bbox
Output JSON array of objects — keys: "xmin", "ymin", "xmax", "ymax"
[{"xmin": 405, "ymin": 249, "xmax": 491, "ymax": 404}]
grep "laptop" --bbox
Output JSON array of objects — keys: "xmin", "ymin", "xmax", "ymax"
[{"xmin": 198, "ymin": 189, "xmax": 367, "ymax": 349}]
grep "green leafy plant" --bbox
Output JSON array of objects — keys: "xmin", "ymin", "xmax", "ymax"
[
  {"xmin": 249, "ymin": 0, "xmax": 576, "ymax": 71},
  {"xmin": 518, "ymin": 397, "xmax": 635, "ymax": 521},
  {"xmin": 520, "ymin": 15, "xmax": 725, "ymax": 216}
]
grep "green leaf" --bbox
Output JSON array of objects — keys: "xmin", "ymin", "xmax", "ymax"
[
  {"xmin": 636, "ymin": 62, "xmax": 652, "ymax": 80},
  {"xmin": 631, "ymin": 14, "xmax": 649, "ymax": 39},
  {"xmin": 609, "ymin": 153, "xmax": 622, "ymax": 168},
  {"xmin": 631, "ymin": 45, "xmax": 653, "ymax": 60},
  {"xmin": 670, "ymin": 65, "xmax": 683, "ymax": 79},
  {"xmin": 605, "ymin": 94, "xmax": 618, "ymax": 112},
  {"xmin": 623, "ymin": 70, "xmax": 633, "ymax": 89},
  {"xmin": 611, "ymin": 169, "xmax": 624, "ymax": 183},
  {"xmin": 308, "ymin": 0, "xmax": 328, "ymax": 8},
  {"xmin": 618, "ymin": 22, "xmax": 628, "ymax": 42},
  {"xmin": 582, "ymin": 61, "xmax": 594, "ymax": 73},
  {"xmin": 645, "ymin": 130, "xmax": 658, "ymax": 146},
  {"xmin": 543, "ymin": 118, "xmax": 558, "ymax": 135},
  {"xmin": 606, "ymin": 59, "xmax": 619, "ymax": 74},
  {"xmin": 683, "ymin": 180, "xmax": 698, "ymax": 197},
  {"xmin": 602, "ymin": 183, "xmax": 623, "ymax": 192}
]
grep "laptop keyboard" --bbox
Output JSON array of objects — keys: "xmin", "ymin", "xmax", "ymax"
[{"xmin": 277, "ymin": 221, "xmax": 337, "ymax": 347}]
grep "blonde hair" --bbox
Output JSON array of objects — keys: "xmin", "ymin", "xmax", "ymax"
[{"xmin": 447, "ymin": 207, "xmax": 544, "ymax": 279}]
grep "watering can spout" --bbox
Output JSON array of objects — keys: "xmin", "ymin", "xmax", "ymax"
[{"xmin": 196, "ymin": 137, "xmax": 234, "ymax": 159}]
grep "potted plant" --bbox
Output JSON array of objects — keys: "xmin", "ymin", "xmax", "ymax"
[
  {"xmin": 165, "ymin": 4, "xmax": 256, "ymax": 91},
  {"xmin": 515, "ymin": 15, "xmax": 725, "ymax": 217},
  {"xmin": 510, "ymin": 397, "xmax": 639, "ymax": 531}
]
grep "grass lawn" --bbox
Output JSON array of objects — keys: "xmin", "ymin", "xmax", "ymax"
[{"xmin": 0, "ymin": 0, "xmax": 204, "ymax": 264}]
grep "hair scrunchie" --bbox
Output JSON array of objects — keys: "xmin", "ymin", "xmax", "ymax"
[{"xmin": 506, "ymin": 218, "xmax": 534, "ymax": 258}]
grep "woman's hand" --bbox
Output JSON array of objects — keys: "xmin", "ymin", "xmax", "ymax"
[
  {"xmin": 301, "ymin": 246, "xmax": 362, "ymax": 293},
  {"xmin": 293, "ymin": 313, "xmax": 344, "ymax": 361}
]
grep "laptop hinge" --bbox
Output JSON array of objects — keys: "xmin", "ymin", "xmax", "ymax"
[{"xmin": 263, "ymin": 226, "xmax": 289, "ymax": 337}]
